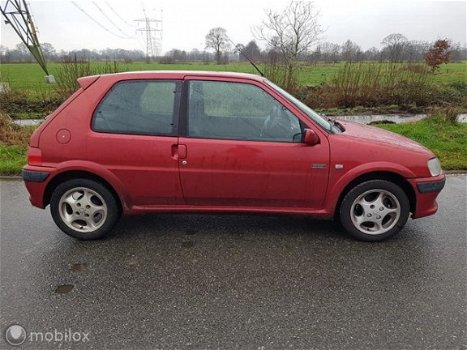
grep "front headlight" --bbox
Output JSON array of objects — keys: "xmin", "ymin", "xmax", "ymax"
[{"xmin": 428, "ymin": 158, "xmax": 442, "ymax": 176}]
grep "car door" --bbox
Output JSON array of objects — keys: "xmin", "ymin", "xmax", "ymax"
[
  {"xmin": 87, "ymin": 79, "xmax": 184, "ymax": 206},
  {"xmin": 177, "ymin": 78, "xmax": 330, "ymax": 209}
]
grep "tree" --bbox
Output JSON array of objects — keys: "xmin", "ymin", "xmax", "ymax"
[
  {"xmin": 341, "ymin": 40, "xmax": 362, "ymax": 62},
  {"xmin": 205, "ymin": 27, "xmax": 230, "ymax": 64},
  {"xmin": 41, "ymin": 42, "xmax": 56, "ymax": 59},
  {"xmin": 381, "ymin": 33, "xmax": 408, "ymax": 62},
  {"xmin": 404, "ymin": 40, "xmax": 430, "ymax": 61},
  {"xmin": 318, "ymin": 42, "xmax": 340, "ymax": 63},
  {"xmin": 363, "ymin": 47, "xmax": 381, "ymax": 61},
  {"xmin": 424, "ymin": 40, "xmax": 450, "ymax": 72},
  {"xmin": 449, "ymin": 42, "xmax": 467, "ymax": 62},
  {"xmin": 255, "ymin": 1, "xmax": 323, "ymax": 88},
  {"xmin": 239, "ymin": 40, "xmax": 262, "ymax": 61}
]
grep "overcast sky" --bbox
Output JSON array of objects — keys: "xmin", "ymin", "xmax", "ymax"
[{"xmin": 1, "ymin": 0, "xmax": 466, "ymax": 53}]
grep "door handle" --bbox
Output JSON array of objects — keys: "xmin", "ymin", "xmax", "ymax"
[{"xmin": 171, "ymin": 144, "xmax": 187, "ymax": 160}]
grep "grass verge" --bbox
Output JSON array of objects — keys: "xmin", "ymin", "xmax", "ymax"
[
  {"xmin": 377, "ymin": 115, "xmax": 467, "ymax": 170},
  {"xmin": 0, "ymin": 145, "xmax": 27, "ymax": 175}
]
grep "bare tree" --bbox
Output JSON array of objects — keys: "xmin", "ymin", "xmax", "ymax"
[
  {"xmin": 239, "ymin": 40, "xmax": 262, "ymax": 61},
  {"xmin": 205, "ymin": 27, "xmax": 230, "ymax": 64},
  {"xmin": 41, "ymin": 42, "xmax": 56, "ymax": 60},
  {"xmin": 364, "ymin": 47, "xmax": 381, "ymax": 61},
  {"xmin": 317, "ymin": 42, "xmax": 340, "ymax": 63},
  {"xmin": 381, "ymin": 33, "xmax": 408, "ymax": 62},
  {"xmin": 255, "ymin": 1, "xmax": 323, "ymax": 88},
  {"xmin": 341, "ymin": 40, "xmax": 362, "ymax": 63}
]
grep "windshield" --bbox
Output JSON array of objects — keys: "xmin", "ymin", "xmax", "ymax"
[{"xmin": 266, "ymin": 80, "xmax": 339, "ymax": 133}]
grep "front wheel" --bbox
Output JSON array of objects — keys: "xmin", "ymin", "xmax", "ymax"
[
  {"xmin": 339, "ymin": 180, "xmax": 410, "ymax": 241},
  {"xmin": 50, "ymin": 179, "xmax": 120, "ymax": 240}
]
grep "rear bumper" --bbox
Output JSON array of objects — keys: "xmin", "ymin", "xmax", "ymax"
[
  {"xmin": 22, "ymin": 169, "xmax": 49, "ymax": 182},
  {"xmin": 22, "ymin": 166, "xmax": 56, "ymax": 209},
  {"xmin": 409, "ymin": 174, "xmax": 446, "ymax": 219}
]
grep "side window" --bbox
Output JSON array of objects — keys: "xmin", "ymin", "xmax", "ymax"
[
  {"xmin": 188, "ymin": 81, "xmax": 301, "ymax": 142},
  {"xmin": 93, "ymin": 80, "xmax": 178, "ymax": 135}
]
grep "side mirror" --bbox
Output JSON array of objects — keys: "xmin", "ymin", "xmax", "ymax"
[{"xmin": 303, "ymin": 128, "xmax": 320, "ymax": 146}]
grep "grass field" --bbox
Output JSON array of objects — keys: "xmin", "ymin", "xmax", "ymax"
[{"xmin": 1, "ymin": 61, "xmax": 466, "ymax": 92}]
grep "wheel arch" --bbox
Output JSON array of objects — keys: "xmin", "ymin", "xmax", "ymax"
[
  {"xmin": 44, "ymin": 170, "xmax": 125, "ymax": 213},
  {"xmin": 333, "ymin": 171, "xmax": 416, "ymax": 219}
]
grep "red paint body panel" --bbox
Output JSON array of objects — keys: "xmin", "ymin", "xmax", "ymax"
[
  {"xmin": 22, "ymin": 71, "xmax": 445, "ymax": 226},
  {"xmin": 86, "ymin": 133, "xmax": 183, "ymax": 206},
  {"xmin": 177, "ymin": 137, "xmax": 329, "ymax": 208}
]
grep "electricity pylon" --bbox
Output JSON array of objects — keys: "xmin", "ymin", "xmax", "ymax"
[
  {"xmin": 134, "ymin": 8, "xmax": 162, "ymax": 63},
  {"xmin": 1, "ymin": 0, "xmax": 49, "ymax": 75}
]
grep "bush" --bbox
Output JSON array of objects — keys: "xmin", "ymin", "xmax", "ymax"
[
  {"xmin": 0, "ymin": 111, "xmax": 35, "ymax": 146},
  {"xmin": 427, "ymin": 107, "xmax": 463, "ymax": 123},
  {"xmin": 0, "ymin": 89, "xmax": 63, "ymax": 119},
  {"xmin": 301, "ymin": 62, "xmax": 467, "ymax": 110}
]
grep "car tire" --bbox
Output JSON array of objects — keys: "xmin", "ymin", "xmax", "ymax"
[
  {"xmin": 339, "ymin": 180, "xmax": 410, "ymax": 242},
  {"xmin": 50, "ymin": 179, "xmax": 120, "ymax": 240}
]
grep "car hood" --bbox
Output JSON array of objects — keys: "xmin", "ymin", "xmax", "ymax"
[{"xmin": 337, "ymin": 120, "xmax": 432, "ymax": 155}]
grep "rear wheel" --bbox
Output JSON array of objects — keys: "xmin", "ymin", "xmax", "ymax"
[
  {"xmin": 339, "ymin": 180, "xmax": 410, "ymax": 241},
  {"xmin": 50, "ymin": 179, "xmax": 120, "ymax": 240}
]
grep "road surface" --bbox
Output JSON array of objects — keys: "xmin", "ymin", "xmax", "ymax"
[{"xmin": 1, "ymin": 176, "xmax": 466, "ymax": 349}]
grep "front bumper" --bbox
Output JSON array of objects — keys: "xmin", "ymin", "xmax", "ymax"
[
  {"xmin": 409, "ymin": 174, "xmax": 446, "ymax": 219},
  {"xmin": 416, "ymin": 177, "xmax": 446, "ymax": 193}
]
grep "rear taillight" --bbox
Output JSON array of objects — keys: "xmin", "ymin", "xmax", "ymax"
[{"xmin": 27, "ymin": 147, "xmax": 42, "ymax": 165}]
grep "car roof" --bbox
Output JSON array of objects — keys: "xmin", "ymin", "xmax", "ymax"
[{"xmin": 96, "ymin": 70, "xmax": 265, "ymax": 82}]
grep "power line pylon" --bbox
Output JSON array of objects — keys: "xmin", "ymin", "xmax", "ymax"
[
  {"xmin": 134, "ymin": 8, "xmax": 162, "ymax": 63},
  {"xmin": 1, "ymin": 0, "xmax": 50, "ymax": 76}
]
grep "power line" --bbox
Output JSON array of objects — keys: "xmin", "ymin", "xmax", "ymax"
[
  {"xmin": 105, "ymin": 1, "xmax": 135, "ymax": 28},
  {"xmin": 71, "ymin": 1, "xmax": 127, "ymax": 39},
  {"xmin": 101, "ymin": 1, "xmax": 146, "ymax": 50},
  {"xmin": 92, "ymin": 1, "xmax": 132, "ymax": 39}
]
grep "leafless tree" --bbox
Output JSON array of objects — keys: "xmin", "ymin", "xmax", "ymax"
[
  {"xmin": 341, "ymin": 40, "xmax": 363, "ymax": 63},
  {"xmin": 255, "ymin": 1, "xmax": 323, "ymax": 88},
  {"xmin": 205, "ymin": 27, "xmax": 230, "ymax": 64},
  {"xmin": 239, "ymin": 40, "xmax": 262, "ymax": 61},
  {"xmin": 318, "ymin": 42, "xmax": 341, "ymax": 63},
  {"xmin": 381, "ymin": 33, "xmax": 408, "ymax": 62}
]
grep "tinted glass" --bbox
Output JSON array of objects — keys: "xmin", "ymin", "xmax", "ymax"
[
  {"xmin": 93, "ymin": 80, "xmax": 178, "ymax": 135},
  {"xmin": 188, "ymin": 81, "xmax": 301, "ymax": 142}
]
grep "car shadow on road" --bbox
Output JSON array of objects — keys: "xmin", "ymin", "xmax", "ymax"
[{"xmin": 108, "ymin": 213, "xmax": 349, "ymax": 242}]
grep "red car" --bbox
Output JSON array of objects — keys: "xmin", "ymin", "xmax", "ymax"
[{"xmin": 22, "ymin": 71, "xmax": 445, "ymax": 241}]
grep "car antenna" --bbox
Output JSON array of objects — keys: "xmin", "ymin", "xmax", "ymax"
[{"xmin": 229, "ymin": 39, "xmax": 264, "ymax": 77}]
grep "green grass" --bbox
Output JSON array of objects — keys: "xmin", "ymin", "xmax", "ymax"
[
  {"xmin": 1, "ymin": 61, "xmax": 465, "ymax": 91},
  {"xmin": 377, "ymin": 116, "xmax": 467, "ymax": 170},
  {"xmin": 0, "ymin": 145, "xmax": 27, "ymax": 175}
]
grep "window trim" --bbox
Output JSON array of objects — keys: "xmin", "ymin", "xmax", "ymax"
[
  {"xmin": 91, "ymin": 79, "xmax": 182, "ymax": 137},
  {"xmin": 182, "ymin": 79, "xmax": 304, "ymax": 144}
]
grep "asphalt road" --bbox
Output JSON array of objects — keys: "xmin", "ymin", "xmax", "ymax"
[{"xmin": 1, "ymin": 176, "xmax": 466, "ymax": 349}]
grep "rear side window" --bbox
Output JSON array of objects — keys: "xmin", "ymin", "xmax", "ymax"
[{"xmin": 92, "ymin": 80, "xmax": 178, "ymax": 135}]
